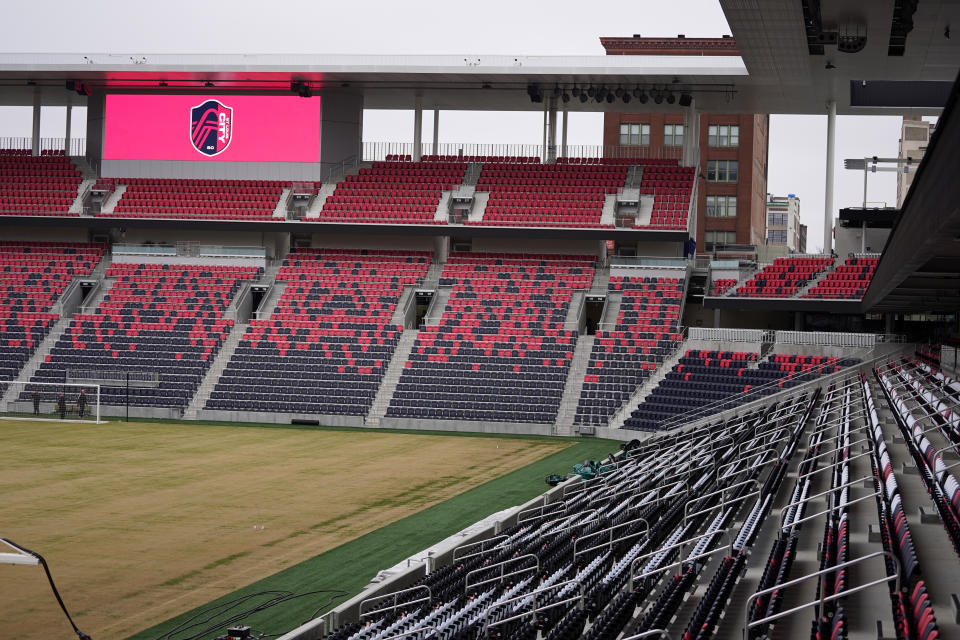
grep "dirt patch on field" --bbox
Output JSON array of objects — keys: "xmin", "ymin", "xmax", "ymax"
[{"xmin": 0, "ymin": 421, "xmax": 566, "ymax": 639}]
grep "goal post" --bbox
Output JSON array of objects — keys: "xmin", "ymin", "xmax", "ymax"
[{"xmin": 1, "ymin": 381, "xmax": 102, "ymax": 423}]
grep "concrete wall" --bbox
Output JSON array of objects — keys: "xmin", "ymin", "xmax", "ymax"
[
  {"xmin": 2, "ymin": 225, "xmax": 91, "ymax": 242},
  {"xmin": 197, "ymin": 409, "xmax": 365, "ymax": 427},
  {"xmin": 319, "ymin": 92, "xmax": 363, "ymax": 171},
  {"xmin": 102, "ymin": 159, "xmax": 323, "ymax": 181},
  {"xmin": 85, "ymin": 92, "xmax": 106, "ymax": 165},
  {"xmin": 111, "ymin": 254, "xmax": 266, "ymax": 269},
  {"xmin": 835, "ymin": 225, "xmax": 890, "ymax": 257},
  {"xmin": 309, "ymin": 233, "xmax": 435, "ymax": 251},
  {"xmin": 469, "ymin": 236, "xmax": 599, "ymax": 255},
  {"xmin": 380, "ymin": 417, "xmax": 554, "ymax": 436},
  {"xmin": 119, "ymin": 229, "xmax": 288, "ymax": 260}
]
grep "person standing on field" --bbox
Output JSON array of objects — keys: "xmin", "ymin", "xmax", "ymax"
[
  {"xmin": 77, "ymin": 389, "xmax": 87, "ymax": 418},
  {"xmin": 32, "ymin": 390, "xmax": 40, "ymax": 415},
  {"xmin": 56, "ymin": 393, "xmax": 66, "ymax": 419}
]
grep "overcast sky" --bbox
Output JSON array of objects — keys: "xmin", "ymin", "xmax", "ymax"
[{"xmin": 0, "ymin": 0, "xmax": 934, "ymax": 252}]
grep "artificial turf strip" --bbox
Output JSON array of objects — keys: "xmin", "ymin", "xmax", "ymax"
[{"xmin": 128, "ymin": 437, "xmax": 621, "ymax": 640}]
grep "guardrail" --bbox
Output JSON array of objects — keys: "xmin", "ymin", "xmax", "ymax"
[
  {"xmin": 609, "ymin": 257, "xmax": 690, "ymax": 268},
  {"xmin": 361, "ymin": 141, "xmax": 684, "ymax": 163},
  {"xmin": 0, "ymin": 136, "xmax": 86, "ymax": 155},
  {"xmin": 688, "ymin": 327, "xmax": 766, "ymax": 343}
]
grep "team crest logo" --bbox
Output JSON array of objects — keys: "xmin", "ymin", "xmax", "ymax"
[{"xmin": 190, "ymin": 99, "xmax": 232, "ymax": 156}]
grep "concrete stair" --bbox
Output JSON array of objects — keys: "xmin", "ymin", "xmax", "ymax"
[
  {"xmin": 70, "ymin": 155, "xmax": 99, "ymax": 180},
  {"xmin": 100, "ymin": 185, "xmax": 126, "ymax": 214},
  {"xmin": 0, "ymin": 314, "xmax": 73, "ymax": 411},
  {"xmin": 69, "ymin": 178, "xmax": 96, "ymax": 214},
  {"xmin": 599, "ymin": 292, "xmax": 622, "ymax": 328},
  {"xmin": 365, "ymin": 329, "xmax": 419, "ymax": 427},
  {"xmin": 421, "ymin": 261, "xmax": 445, "ymax": 290},
  {"xmin": 467, "ymin": 191, "xmax": 489, "ymax": 223},
  {"xmin": 434, "ymin": 191, "xmax": 452, "ymax": 222},
  {"xmin": 182, "ymin": 322, "xmax": 247, "ymax": 419},
  {"xmin": 794, "ymin": 261, "xmax": 839, "ymax": 298},
  {"xmin": 462, "ymin": 162, "xmax": 482, "ymax": 186},
  {"xmin": 599, "ymin": 194, "xmax": 617, "ymax": 226},
  {"xmin": 391, "ymin": 286, "xmax": 416, "ymax": 325},
  {"xmin": 565, "ymin": 291, "xmax": 586, "ymax": 327},
  {"xmin": 423, "ymin": 287, "xmax": 451, "ymax": 326},
  {"xmin": 305, "ymin": 183, "xmax": 337, "ymax": 218},
  {"xmin": 624, "ymin": 164, "xmax": 645, "ymax": 188},
  {"xmin": 273, "ymin": 188, "xmax": 291, "ymax": 219},
  {"xmin": 589, "ymin": 265, "xmax": 610, "ymax": 294},
  {"xmin": 635, "ymin": 195, "xmax": 655, "ymax": 226},
  {"xmin": 553, "ymin": 335, "xmax": 595, "ymax": 436}
]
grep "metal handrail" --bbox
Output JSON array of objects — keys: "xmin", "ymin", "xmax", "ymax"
[
  {"xmin": 572, "ymin": 516, "xmax": 649, "ymax": 561},
  {"xmin": 452, "ymin": 535, "xmax": 508, "ymax": 563},
  {"xmin": 359, "ymin": 585, "xmax": 432, "ymax": 620},
  {"xmin": 742, "ymin": 550, "xmax": 900, "ymax": 638},
  {"xmin": 481, "ymin": 579, "xmax": 584, "ymax": 637},
  {"xmin": 775, "ymin": 475, "xmax": 873, "ymax": 529},
  {"xmin": 464, "ymin": 554, "xmax": 538, "ymax": 596},
  {"xmin": 628, "ymin": 527, "xmax": 733, "ymax": 590}
]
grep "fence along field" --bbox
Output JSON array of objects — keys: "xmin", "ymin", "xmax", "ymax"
[{"xmin": 0, "ymin": 419, "xmax": 569, "ymax": 640}]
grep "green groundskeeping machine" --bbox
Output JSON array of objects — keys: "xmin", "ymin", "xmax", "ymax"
[{"xmin": 544, "ymin": 439, "xmax": 644, "ymax": 486}]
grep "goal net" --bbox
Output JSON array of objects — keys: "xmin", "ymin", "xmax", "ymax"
[{"xmin": 0, "ymin": 381, "xmax": 102, "ymax": 423}]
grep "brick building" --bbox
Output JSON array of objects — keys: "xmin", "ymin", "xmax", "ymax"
[{"xmin": 600, "ymin": 36, "xmax": 769, "ymax": 250}]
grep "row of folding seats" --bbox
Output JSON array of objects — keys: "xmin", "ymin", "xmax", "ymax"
[
  {"xmin": 574, "ymin": 276, "xmax": 684, "ymax": 427},
  {"xmin": 104, "ymin": 177, "xmax": 289, "ymax": 221},
  {"xmin": 804, "ymin": 256, "xmax": 880, "ymax": 299},
  {"xmin": 0, "ymin": 242, "xmax": 106, "ymax": 386},
  {"xmin": 28, "ymin": 262, "xmax": 260, "ymax": 409},
  {"xmin": 387, "ymin": 252, "xmax": 594, "ymax": 424},
  {"xmin": 0, "ymin": 150, "xmax": 83, "ymax": 216},
  {"xmin": 732, "ymin": 257, "xmax": 835, "ymax": 298},
  {"xmin": 624, "ymin": 352, "xmax": 858, "ymax": 431},
  {"xmin": 712, "ymin": 278, "xmax": 737, "ymax": 295},
  {"xmin": 862, "ymin": 374, "xmax": 940, "ymax": 640},
  {"xmin": 206, "ymin": 249, "xmax": 430, "ymax": 417}
]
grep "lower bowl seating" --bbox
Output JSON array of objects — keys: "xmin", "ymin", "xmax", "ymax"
[
  {"xmin": 386, "ymin": 252, "xmax": 595, "ymax": 424},
  {"xmin": 29, "ymin": 262, "xmax": 261, "ymax": 409},
  {"xmin": 205, "ymin": 248, "xmax": 431, "ymax": 417}
]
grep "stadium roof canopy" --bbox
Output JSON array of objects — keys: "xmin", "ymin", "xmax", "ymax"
[{"xmin": 0, "ymin": 1, "xmax": 958, "ymax": 115}]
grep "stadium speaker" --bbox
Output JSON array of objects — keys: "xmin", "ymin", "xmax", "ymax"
[
  {"xmin": 653, "ymin": 90, "xmax": 664, "ymax": 104},
  {"xmin": 579, "ymin": 93, "xmax": 589, "ymax": 103},
  {"xmin": 571, "ymin": 86, "xmax": 581, "ymax": 96},
  {"xmin": 622, "ymin": 93, "xmax": 631, "ymax": 104},
  {"xmin": 614, "ymin": 87, "xmax": 624, "ymax": 97},
  {"xmin": 637, "ymin": 90, "xmax": 649, "ymax": 104},
  {"xmin": 666, "ymin": 92, "xmax": 676, "ymax": 104},
  {"xmin": 678, "ymin": 92, "xmax": 693, "ymax": 107},
  {"xmin": 527, "ymin": 84, "xmax": 543, "ymax": 103},
  {"xmin": 561, "ymin": 92, "xmax": 570, "ymax": 103},
  {"xmin": 605, "ymin": 92, "xmax": 615, "ymax": 103},
  {"xmin": 586, "ymin": 86, "xmax": 596, "ymax": 98}
]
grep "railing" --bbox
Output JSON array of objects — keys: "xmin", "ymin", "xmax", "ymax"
[
  {"xmin": 361, "ymin": 142, "xmax": 685, "ymax": 163},
  {"xmin": 609, "ymin": 256, "xmax": 689, "ymax": 268},
  {"xmin": 324, "ymin": 155, "xmax": 360, "ymax": 182},
  {"xmin": 773, "ymin": 331, "xmax": 879, "ymax": 348},
  {"xmin": 0, "ymin": 136, "xmax": 86, "ymax": 156},
  {"xmin": 111, "ymin": 244, "xmax": 266, "ymax": 258},
  {"xmin": 688, "ymin": 327, "xmax": 766, "ymax": 343}
]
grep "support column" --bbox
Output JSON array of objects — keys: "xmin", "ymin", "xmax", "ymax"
[
  {"xmin": 432, "ymin": 109, "xmax": 439, "ymax": 156},
  {"xmin": 682, "ymin": 99, "xmax": 699, "ymax": 167},
  {"xmin": 561, "ymin": 109, "xmax": 568, "ymax": 159},
  {"xmin": 884, "ymin": 313, "xmax": 894, "ymax": 334},
  {"xmin": 31, "ymin": 88, "xmax": 41, "ymax": 156},
  {"xmin": 823, "ymin": 100, "xmax": 836, "ymax": 254},
  {"xmin": 546, "ymin": 98, "xmax": 558, "ymax": 164},
  {"xmin": 541, "ymin": 103, "xmax": 548, "ymax": 163},
  {"xmin": 412, "ymin": 96, "xmax": 423, "ymax": 162},
  {"xmin": 64, "ymin": 104, "xmax": 72, "ymax": 156}
]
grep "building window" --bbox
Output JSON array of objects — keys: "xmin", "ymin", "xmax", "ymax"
[
  {"xmin": 708, "ymin": 124, "xmax": 739, "ymax": 147},
  {"xmin": 767, "ymin": 211, "xmax": 787, "ymax": 227},
  {"xmin": 706, "ymin": 195, "xmax": 737, "ymax": 217},
  {"xmin": 767, "ymin": 229, "xmax": 788, "ymax": 244},
  {"xmin": 619, "ymin": 123, "xmax": 650, "ymax": 146},
  {"xmin": 706, "ymin": 160, "xmax": 739, "ymax": 182},
  {"xmin": 705, "ymin": 231, "xmax": 737, "ymax": 248},
  {"xmin": 663, "ymin": 124, "xmax": 684, "ymax": 146}
]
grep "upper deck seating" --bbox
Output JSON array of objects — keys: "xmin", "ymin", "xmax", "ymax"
[
  {"xmin": 732, "ymin": 257, "xmax": 834, "ymax": 298},
  {"xmin": 313, "ymin": 161, "xmax": 466, "ymax": 224},
  {"xmin": 105, "ymin": 178, "xmax": 290, "ymax": 220},
  {"xmin": 0, "ymin": 149, "xmax": 83, "ymax": 216},
  {"xmin": 803, "ymin": 256, "xmax": 879, "ymax": 299}
]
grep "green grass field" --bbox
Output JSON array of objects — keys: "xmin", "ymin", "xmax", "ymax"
[{"xmin": 0, "ymin": 417, "xmax": 619, "ymax": 640}]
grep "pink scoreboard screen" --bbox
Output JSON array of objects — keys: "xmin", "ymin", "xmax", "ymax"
[{"xmin": 103, "ymin": 94, "xmax": 321, "ymax": 162}]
